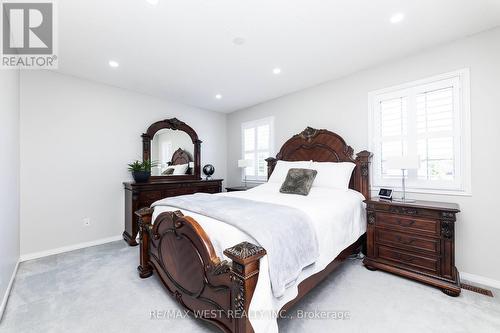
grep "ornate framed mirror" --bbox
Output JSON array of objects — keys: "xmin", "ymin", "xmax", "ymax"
[{"xmin": 142, "ymin": 118, "xmax": 201, "ymax": 180}]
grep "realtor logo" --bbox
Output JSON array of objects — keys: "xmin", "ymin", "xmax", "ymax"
[{"xmin": 1, "ymin": 1, "xmax": 57, "ymax": 68}]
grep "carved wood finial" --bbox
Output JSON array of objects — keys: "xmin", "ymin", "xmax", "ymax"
[
  {"xmin": 135, "ymin": 207, "xmax": 155, "ymax": 235},
  {"xmin": 225, "ymin": 242, "xmax": 265, "ymax": 260},
  {"xmin": 356, "ymin": 150, "xmax": 372, "ymax": 160},
  {"xmin": 343, "ymin": 145, "xmax": 354, "ymax": 158},
  {"xmin": 165, "ymin": 117, "xmax": 184, "ymax": 130},
  {"xmin": 299, "ymin": 126, "xmax": 319, "ymax": 140},
  {"xmin": 135, "ymin": 207, "xmax": 154, "ymax": 215}
]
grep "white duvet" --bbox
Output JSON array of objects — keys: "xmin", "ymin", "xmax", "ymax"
[{"xmin": 152, "ymin": 182, "xmax": 366, "ymax": 333}]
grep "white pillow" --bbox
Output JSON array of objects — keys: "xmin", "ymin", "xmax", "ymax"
[
  {"xmin": 268, "ymin": 160, "xmax": 312, "ymax": 183},
  {"xmin": 173, "ymin": 163, "xmax": 189, "ymax": 175},
  {"xmin": 310, "ymin": 161, "xmax": 356, "ymax": 190}
]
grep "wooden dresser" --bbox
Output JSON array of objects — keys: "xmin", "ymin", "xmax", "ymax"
[
  {"xmin": 123, "ymin": 179, "xmax": 223, "ymax": 246},
  {"xmin": 363, "ymin": 197, "xmax": 461, "ymax": 296}
]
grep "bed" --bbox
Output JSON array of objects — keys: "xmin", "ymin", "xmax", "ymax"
[
  {"xmin": 136, "ymin": 127, "xmax": 372, "ymax": 333},
  {"xmin": 159, "ymin": 148, "xmax": 192, "ymax": 175}
]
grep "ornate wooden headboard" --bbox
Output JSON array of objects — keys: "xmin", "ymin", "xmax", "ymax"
[
  {"xmin": 265, "ymin": 127, "xmax": 372, "ymax": 199},
  {"xmin": 170, "ymin": 148, "xmax": 192, "ymax": 166}
]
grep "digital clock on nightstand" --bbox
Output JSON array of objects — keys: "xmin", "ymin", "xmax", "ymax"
[{"xmin": 378, "ymin": 188, "xmax": 393, "ymax": 200}]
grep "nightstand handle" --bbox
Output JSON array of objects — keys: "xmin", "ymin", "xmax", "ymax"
[
  {"xmin": 396, "ymin": 219, "xmax": 416, "ymax": 227},
  {"xmin": 395, "ymin": 253, "xmax": 416, "ymax": 263},
  {"xmin": 395, "ymin": 236, "xmax": 416, "ymax": 245}
]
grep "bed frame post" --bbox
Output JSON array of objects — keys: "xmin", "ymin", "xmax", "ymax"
[
  {"xmin": 265, "ymin": 157, "xmax": 277, "ymax": 180},
  {"xmin": 355, "ymin": 150, "xmax": 372, "ymax": 200},
  {"xmin": 136, "ymin": 207, "xmax": 154, "ymax": 278},
  {"xmin": 224, "ymin": 242, "xmax": 267, "ymax": 333}
]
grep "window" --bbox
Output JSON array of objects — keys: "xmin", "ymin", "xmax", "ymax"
[
  {"xmin": 241, "ymin": 117, "xmax": 274, "ymax": 182},
  {"xmin": 369, "ymin": 69, "xmax": 471, "ymax": 195}
]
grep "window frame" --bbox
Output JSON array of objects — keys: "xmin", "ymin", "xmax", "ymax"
[
  {"xmin": 368, "ymin": 69, "xmax": 471, "ymax": 196},
  {"xmin": 241, "ymin": 116, "xmax": 275, "ymax": 182}
]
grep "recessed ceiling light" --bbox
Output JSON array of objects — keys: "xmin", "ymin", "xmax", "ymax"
[
  {"xmin": 215, "ymin": 94, "xmax": 222, "ymax": 100},
  {"xmin": 146, "ymin": 0, "xmax": 159, "ymax": 5},
  {"xmin": 108, "ymin": 60, "xmax": 119, "ymax": 68},
  {"xmin": 273, "ymin": 68, "xmax": 281, "ymax": 75},
  {"xmin": 390, "ymin": 13, "xmax": 405, "ymax": 24}
]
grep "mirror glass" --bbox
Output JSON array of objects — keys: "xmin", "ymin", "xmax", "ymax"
[{"xmin": 150, "ymin": 129, "xmax": 194, "ymax": 176}]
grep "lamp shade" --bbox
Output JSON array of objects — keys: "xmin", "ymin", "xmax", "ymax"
[
  {"xmin": 385, "ymin": 155, "xmax": 420, "ymax": 170},
  {"xmin": 238, "ymin": 159, "xmax": 253, "ymax": 168}
]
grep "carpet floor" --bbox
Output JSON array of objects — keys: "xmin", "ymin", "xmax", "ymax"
[{"xmin": 1, "ymin": 241, "xmax": 499, "ymax": 333}]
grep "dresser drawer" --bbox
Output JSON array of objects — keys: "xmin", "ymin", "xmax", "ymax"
[
  {"xmin": 376, "ymin": 212, "xmax": 439, "ymax": 236},
  {"xmin": 376, "ymin": 228, "xmax": 439, "ymax": 254},
  {"xmin": 376, "ymin": 245, "xmax": 439, "ymax": 274},
  {"xmin": 162, "ymin": 188, "xmax": 197, "ymax": 197},
  {"xmin": 161, "ymin": 185, "xmax": 221, "ymax": 197},
  {"xmin": 139, "ymin": 191, "xmax": 163, "ymax": 206}
]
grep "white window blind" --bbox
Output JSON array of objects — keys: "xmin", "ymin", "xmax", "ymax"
[
  {"xmin": 369, "ymin": 69, "xmax": 471, "ymax": 195},
  {"xmin": 241, "ymin": 117, "xmax": 274, "ymax": 181}
]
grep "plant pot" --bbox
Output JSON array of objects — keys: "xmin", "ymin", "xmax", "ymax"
[{"xmin": 132, "ymin": 171, "xmax": 151, "ymax": 183}]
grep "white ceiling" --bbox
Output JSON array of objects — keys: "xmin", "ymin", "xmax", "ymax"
[{"xmin": 56, "ymin": 0, "xmax": 500, "ymax": 113}]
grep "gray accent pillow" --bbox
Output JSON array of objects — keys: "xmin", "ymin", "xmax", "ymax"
[{"xmin": 280, "ymin": 168, "xmax": 318, "ymax": 196}]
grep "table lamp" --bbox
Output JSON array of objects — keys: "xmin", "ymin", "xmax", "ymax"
[
  {"xmin": 238, "ymin": 159, "xmax": 253, "ymax": 188},
  {"xmin": 385, "ymin": 155, "xmax": 420, "ymax": 203}
]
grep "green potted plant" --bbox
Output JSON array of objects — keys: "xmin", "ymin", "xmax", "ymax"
[{"xmin": 128, "ymin": 160, "xmax": 158, "ymax": 183}]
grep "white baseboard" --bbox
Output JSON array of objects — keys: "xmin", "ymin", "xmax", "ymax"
[
  {"xmin": 19, "ymin": 235, "xmax": 123, "ymax": 262},
  {"xmin": 0, "ymin": 260, "xmax": 19, "ymax": 321},
  {"xmin": 461, "ymin": 271, "xmax": 500, "ymax": 290}
]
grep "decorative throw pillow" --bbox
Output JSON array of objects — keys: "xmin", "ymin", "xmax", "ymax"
[
  {"xmin": 173, "ymin": 163, "xmax": 189, "ymax": 175},
  {"xmin": 279, "ymin": 168, "xmax": 318, "ymax": 196},
  {"xmin": 311, "ymin": 161, "xmax": 356, "ymax": 190},
  {"xmin": 162, "ymin": 168, "xmax": 175, "ymax": 175},
  {"xmin": 268, "ymin": 160, "xmax": 313, "ymax": 183}
]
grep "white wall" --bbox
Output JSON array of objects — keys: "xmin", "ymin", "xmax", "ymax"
[
  {"xmin": 0, "ymin": 70, "xmax": 20, "ymax": 319},
  {"xmin": 227, "ymin": 27, "xmax": 500, "ymax": 282},
  {"xmin": 20, "ymin": 71, "xmax": 227, "ymax": 256}
]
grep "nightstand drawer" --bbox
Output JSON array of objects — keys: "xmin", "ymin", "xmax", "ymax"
[
  {"xmin": 376, "ymin": 245, "xmax": 439, "ymax": 274},
  {"xmin": 376, "ymin": 229, "xmax": 439, "ymax": 254},
  {"xmin": 203, "ymin": 186, "xmax": 221, "ymax": 194},
  {"xmin": 376, "ymin": 212, "xmax": 439, "ymax": 236}
]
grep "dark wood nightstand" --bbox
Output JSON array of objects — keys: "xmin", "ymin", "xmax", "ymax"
[
  {"xmin": 363, "ymin": 197, "xmax": 461, "ymax": 296},
  {"xmin": 225, "ymin": 186, "xmax": 254, "ymax": 192}
]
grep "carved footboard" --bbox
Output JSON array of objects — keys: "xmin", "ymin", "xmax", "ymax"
[{"xmin": 136, "ymin": 208, "xmax": 265, "ymax": 333}]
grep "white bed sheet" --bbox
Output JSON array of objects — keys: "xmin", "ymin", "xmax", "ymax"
[{"xmin": 151, "ymin": 182, "xmax": 366, "ymax": 333}]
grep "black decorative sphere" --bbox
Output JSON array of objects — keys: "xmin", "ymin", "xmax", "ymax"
[{"xmin": 202, "ymin": 164, "xmax": 215, "ymax": 179}]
